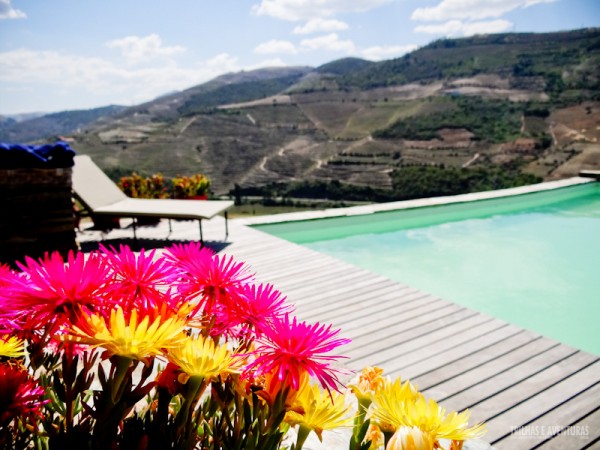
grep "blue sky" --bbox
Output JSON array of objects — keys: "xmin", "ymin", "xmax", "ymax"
[{"xmin": 0, "ymin": 0, "xmax": 598, "ymax": 115}]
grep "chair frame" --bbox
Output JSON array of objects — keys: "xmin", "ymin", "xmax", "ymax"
[{"xmin": 72, "ymin": 155, "xmax": 233, "ymax": 243}]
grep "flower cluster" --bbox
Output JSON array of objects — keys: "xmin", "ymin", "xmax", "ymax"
[
  {"xmin": 119, "ymin": 172, "xmax": 170, "ymax": 199},
  {"xmin": 171, "ymin": 174, "xmax": 211, "ymax": 199},
  {"xmin": 350, "ymin": 369, "xmax": 486, "ymax": 450},
  {"xmin": 118, "ymin": 172, "xmax": 211, "ymax": 199},
  {"xmin": 0, "ymin": 246, "xmax": 485, "ymax": 450}
]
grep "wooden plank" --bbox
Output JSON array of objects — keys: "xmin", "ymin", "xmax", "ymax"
[
  {"xmin": 344, "ymin": 307, "xmax": 479, "ymax": 357},
  {"xmin": 246, "ymin": 249, "xmax": 339, "ymax": 274},
  {"xmin": 304, "ymin": 290, "xmax": 444, "ymax": 328},
  {"xmin": 300, "ymin": 281, "xmax": 416, "ymax": 315},
  {"xmin": 292, "ymin": 281, "xmax": 408, "ymax": 317},
  {"xmin": 337, "ymin": 297, "xmax": 456, "ymax": 335},
  {"xmin": 495, "ymin": 382, "xmax": 600, "ymax": 449},
  {"xmin": 349, "ymin": 316, "xmax": 502, "ymax": 368},
  {"xmin": 442, "ymin": 346, "xmax": 585, "ymax": 415},
  {"xmin": 374, "ymin": 320, "xmax": 509, "ymax": 373},
  {"xmin": 343, "ymin": 303, "xmax": 466, "ymax": 353},
  {"xmin": 422, "ymin": 337, "xmax": 561, "ymax": 402},
  {"xmin": 286, "ymin": 269, "xmax": 400, "ymax": 299},
  {"xmin": 476, "ymin": 358, "xmax": 600, "ymax": 444},
  {"xmin": 269, "ymin": 265, "xmax": 384, "ymax": 297},
  {"xmin": 398, "ymin": 324, "xmax": 526, "ymax": 382},
  {"xmin": 414, "ymin": 331, "xmax": 539, "ymax": 390},
  {"xmin": 261, "ymin": 262, "xmax": 365, "ymax": 291},
  {"xmin": 534, "ymin": 407, "xmax": 600, "ymax": 449},
  {"xmin": 246, "ymin": 257, "xmax": 344, "ymax": 284}
]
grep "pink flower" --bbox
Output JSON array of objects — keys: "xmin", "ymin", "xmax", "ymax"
[
  {"xmin": 4, "ymin": 251, "xmax": 113, "ymax": 332},
  {"xmin": 99, "ymin": 244, "xmax": 179, "ymax": 316},
  {"xmin": 0, "ymin": 264, "xmax": 14, "ymax": 288},
  {"xmin": 214, "ymin": 283, "xmax": 293, "ymax": 338},
  {"xmin": 0, "ymin": 363, "xmax": 47, "ymax": 426},
  {"xmin": 244, "ymin": 314, "xmax": 350, "ymax": 396},
  {"xmin": 0, "ymin": 266, "xmax": 27, "ymax": 333},
  {"xmin": 177, "ymin": 253, "xmax": 254, "ymax": 317},
  {"xmin": 163, "ymin": 242, "xmax": 214, "ymax": 267}
]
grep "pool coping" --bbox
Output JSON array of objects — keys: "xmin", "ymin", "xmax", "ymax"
[{"xmin": 236, "ymin": 177, "xmax": 595, "ymax": 226}]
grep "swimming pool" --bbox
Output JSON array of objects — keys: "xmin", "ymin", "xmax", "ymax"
[{"xmin": 254, "ymin": 181, "xmax": 600, "ymax": 356}]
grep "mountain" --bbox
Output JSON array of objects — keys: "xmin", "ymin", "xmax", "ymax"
[
  {"xmin": 316, "ymin": 57, "xmax": 375, "ymax": 76},
  {"xmin": 0, "ymin": 105, "xmax": 126, "ymax": 143},
  {"xmin": 340, "ymin": 28, "xmax": 600, "ymax": 92},
  {"xmin": 2, "ymin": 112, "xmax": 47, "ymax": 122},
  {"xmin": 12, "ymin": 29, "xmax": 600, "ymax": 197}
]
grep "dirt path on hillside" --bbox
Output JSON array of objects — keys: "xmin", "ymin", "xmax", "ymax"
[
  {"xmin": 462, "ymin": 153, "xmax": 480, "ymax": 168},
  {"xmin": 257, "ymin": 146, "xmax": 287, "ymax": 172},
  {"xmin": 178, "ymin": 117, "xmax": 198, "ymax": 135}
]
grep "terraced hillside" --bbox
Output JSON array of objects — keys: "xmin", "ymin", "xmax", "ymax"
[{"xmin": 36, "ymin": 29, "xmax": 600, "ymax": 196}]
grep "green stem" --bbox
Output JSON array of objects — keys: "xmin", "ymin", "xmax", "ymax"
[
  {"xmin": 175, "ymin": 375, "xmax": 206, "ymax": 443},
  {"xmin": 351, "ymin": 396, "xmax": 372, "ymax": 447},
  {"xmin": 111, "ymin": 355, "xmax": 133, "ymax": 404},
  {"xmin": 294, "ymin": 425, "xmax": 312, "ymax": 450}
]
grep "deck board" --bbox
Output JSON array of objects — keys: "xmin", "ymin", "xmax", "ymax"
[
  {"xmin": 502, "ymin": 382, "xmax": 600, "ymax": 449},
  {"xmin": 344, "ymin": 309, "xmax": 485, "ymax": 359},
  {"xmin": 77, "ymin": 215, "xmax": 599, "ymax": 449},
  {"xmin": 535, "ymin": 407, "xmax": 600, "ymax": 449},
  {"xmin": 439, "ymin": 346, "xmax": 583, "ymax": 413},
  {"xmin": 485, "ymin": 360, "xmax": 600, "ymax": 447},
  {"xmin": 402, "ymin": 324, "xmax": 526, "ymax": 381},
  {"xmin": 414, "ymin": 331, "xmax": 540, "ymax": 389},
  {"xmin": 421, "ymin": 336, "xmax": 560, "ymax": 400}
]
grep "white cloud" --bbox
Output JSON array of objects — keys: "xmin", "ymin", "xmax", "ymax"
[
  {"xmin": 414, "ymin": 19, "xmax": 513, "ymax": 36},
  {"xmin": 411, "ymin": 0, "xmax": 556, "ymax": 22},
  {"xmin": 360, "ymin": 44, "xmax": 418, "ymax": 61},
  {"xmin": 254, "ymin": 39, "xmax": 298, "ymax": 55},
  {"xmin": 293, "ymin": 18, "xmax": 349, "ymax": 34},
  {"xmin": 252, "ymin": 0, "xmax": 392, "ymax": 21},
  {"xmin": 461, "ymin": 19, "xmax": 513, "ymax": 35},
  {"xmin": 300, "ymin": 33, "xmax": 355, "ymax": 53},
  {"xmin": 0, "ymin": 48, "xmax": 241, "ymax": 107},
  {"xmin": 106, "ymin": 34, "xmax": 185, "ymax": 64},
  {"xmin": 0, "ymin": 0, "xmax": 25, "ymax": 19},
  {"xmin": 201, "ymin": 53, "xmax": 240, "ymax": 75},
  {"xmin": 245, "ymin": 58, "xmax": 289, "ymax": 70}
]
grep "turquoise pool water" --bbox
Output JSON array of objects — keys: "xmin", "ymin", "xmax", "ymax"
[{"xmin": 255, "ymin": 183, "xmax": 600, "ymax": 355}]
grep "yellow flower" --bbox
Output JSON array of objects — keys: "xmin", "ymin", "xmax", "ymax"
[
  {"xmin": 402, "ymin": 397, "xmax": 486, "ymax": 442},
  {"xmin": 285, "ymin": 383, "xmax": 353, "ymax": 441},
  {"xmin": 0, "ymin": 336, "xmax": 26, "ymax": 358},
  {"xmin": 68, "ymin": 307, "xmax": 186, "ymax": 360},
  {"xmin": 349, "ymin": 366, "xmax": 387, "ymax": 402},
  {"xmin": 366, "ymin": 423, "xmax": 385, "ymax": 449},
  {"xmin": 372, "ymin": 390, "xmax": 486, "ymax": 447},
  {"xmin": 369, "ymin": 377, "xmax": 423, "ymax": 432},
  {"xmin": 167, "ymin": 334, "xmax": 238, "ymax": 381},
  {"xmin": 387, "ymin": 426, "xmax": 435, "ymax": 450}
]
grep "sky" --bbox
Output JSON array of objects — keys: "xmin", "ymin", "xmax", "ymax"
[{"xmin": 0, "ymin": 0, "xmax": 598, "ymax": 115}]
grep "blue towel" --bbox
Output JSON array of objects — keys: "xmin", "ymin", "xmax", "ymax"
[{"xmin": 0, "ymin": 141, "xmax": 76, "ymax": 168}]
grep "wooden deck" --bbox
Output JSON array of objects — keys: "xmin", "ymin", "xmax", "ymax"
[{"xmin": 77, "ymin": 215, "xmax": 600, "ymax": 450}]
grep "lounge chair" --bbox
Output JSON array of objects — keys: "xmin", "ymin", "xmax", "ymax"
[{"xmin": 72, "ymin": 155, "xmax": 233, "ymax": 243}]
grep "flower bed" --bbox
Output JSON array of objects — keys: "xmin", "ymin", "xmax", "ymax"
[
  {"xmin": 117, "ymin": 173, "xmax": 211, "ymax": 200},
  {"xmin": 0, "ymin": 244, "xmax": 485, "ymax": 449},
  {"xmin": 118, "ymin": 173, "xmax": 169, "ymax": 199},
  {"xmin": 171, "ymin": 174, "xmax": 210, "ymax": 199}
]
